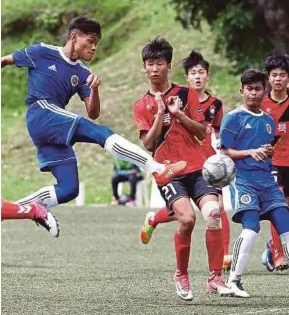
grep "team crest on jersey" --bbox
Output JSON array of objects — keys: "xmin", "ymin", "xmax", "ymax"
[
  {"xmin": 278, "ymin": 123, "xmax": 287, "ymax": 134},
  {"xmin": 209, "ymin": 104, "xmax": 216, "ymax": 115},
  {"xmin": 71, "ymin": 75, "xmax": 79, "ymax": 87},
  {"xmin": 146, "ymin": 104, "xmax": 152, "ymax": 110},
  {"xmin": 265, "ymin": 108, "xmax": 271, "ymax": 114},
  {"xmin": 266, "ymin": 123, "xmax": 272, "ymax": 134},
  {"xmin": 240, "ymin": 194, "xmax": 251, "ymax": 204}
]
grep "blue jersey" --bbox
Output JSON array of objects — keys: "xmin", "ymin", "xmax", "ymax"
[
  {"xmin": 12, "ymin": 43, "xmax": 91, "ymax": 108},
  {"xmin": 220, "ymin": 106, "xmax": 275, "ymax": 171}
]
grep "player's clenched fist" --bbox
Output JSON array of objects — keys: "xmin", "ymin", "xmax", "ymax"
[
  {"xmin": 249, "ymin": 147, "xmax": 267, "ymax": 162},
  {"xmin": 154, "ymin": 92, "xmax": 166, "ymax": 114},
  {"xmin": 167, "ymin": 96, "xmax": 182, "ymax": 115},
  {"xmin": 87, "ymin": 73, "xmax": 102, "ymax": 89}
]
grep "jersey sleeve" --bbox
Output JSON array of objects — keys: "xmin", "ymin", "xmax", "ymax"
[
  {"xmin": 212, "ymin": 101, "xmax": 224, "ymax": 128},
  {"xmin": 133, "ymin": 101, "xmax": 151, "ymax": 133},
  {"xmin": 12, "ymin": 44, "xmax": 41, "ymax": 68},
  {"xmin": 77, "ymin": 65, "xmax": 91, "ymax": 99},
  {"xmin": 220, "ymin": 112, "xmax": 240, "ymax": 148},
  {"xmin": 187, "ymin": 88, "xmax": 205, "ymax": 122}
]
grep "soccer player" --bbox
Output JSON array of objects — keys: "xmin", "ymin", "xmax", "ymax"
[
  {"xmin": 1, "ymin": 198, "xmax": 59, "ymax": 237},
  {"xmin": 183, "ymin": 50, "xmax": 232, "ymax": 271},
  {"xmin": 133, "ymin": 37, "xmax": 232, "ymax": 300},
  {"xmin": 1, "ymin": 17, "xmax": 186, "ymax": 212},
  {"xmin": 220, "ymin": 69, "xmax": 289, "ymax": 297},
  {"xmin": 260, "ymin": 55, "xmax": 289, "ymax": 272}
]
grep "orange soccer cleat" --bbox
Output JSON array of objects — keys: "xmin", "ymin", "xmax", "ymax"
[{"xmin": 153, "ymin": 161, "xmax": 187, "ymax": 186}]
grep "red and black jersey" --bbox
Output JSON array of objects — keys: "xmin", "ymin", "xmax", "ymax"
[
  {"xmin": 133, "ymin": 83, "xmax": 206, "ymax": 174},
  {"xmin": 199, "ymin": 93, "xmax": 224, "ymax": 158},
  {"xmin": 261, "ymin": 94, "xmax": 289, "ymax": 167}
]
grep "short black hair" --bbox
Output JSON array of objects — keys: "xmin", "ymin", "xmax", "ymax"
[
  {"xmin": 241, "ymin": 69, "xmax": 268, "ymax": 88},
  {"xmin": 264, "ymin": 55, "xmax": 289, "ymax": 75},
  {"xmin": 182, "ymin": 50, "xmax": 209, "ymax": 75},
  {"xmin": 142, "ymin": 36, "xmax": 173, "ymax": 63},
  {"xmin": 68, "ymin": 16, "xmax": 102, "ymax": 38}
]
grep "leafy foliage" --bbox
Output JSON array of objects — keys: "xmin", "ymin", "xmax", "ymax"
[{"xmin": 170, "ymin": 0, "xmax": 289, "ymax": 71}]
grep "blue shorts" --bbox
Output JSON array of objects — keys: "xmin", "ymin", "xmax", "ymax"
[
  {"xmin": 229, "ymin": 169, "xmax": 288, "ymax": 223},
  {"xmin": 26, "ymin": 101, "xmax": 80, "ymax": 172}
]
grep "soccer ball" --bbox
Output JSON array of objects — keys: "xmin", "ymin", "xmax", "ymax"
[{"xmin": 202, "ymin": 154, "xmax": 236, "ymax": 189}]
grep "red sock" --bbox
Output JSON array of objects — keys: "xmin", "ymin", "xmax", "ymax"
[
  {"xmin": 174, "ymin": 229, "xmax": 192, "ymax": 274},
  {"xmin": 149, "ymin": 207, "xmax": 175, "ymax": 227},
  {"xmin": 1, "ymin": 199, "xmax": 36, "ymax": 220},
  {"xmin": 206, "ymin": 229, "xmax": 224, "ymax": 276},
  {"xmin": 221, "ymin": 209, "xmax": 230, "ymax": 255},
  {"xmin": 270, "ymin": 223, "xmax": 284, "ymax": 263}
]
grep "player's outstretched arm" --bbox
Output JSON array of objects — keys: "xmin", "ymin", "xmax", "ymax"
[{"xmin": 1, "ymin": 54, "xmax": 14, "ymax": 68}]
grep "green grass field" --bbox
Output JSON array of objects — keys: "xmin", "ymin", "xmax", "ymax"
[{"xmin": 2, "ymin": 206, "xmax": 289, "ymax": 315}]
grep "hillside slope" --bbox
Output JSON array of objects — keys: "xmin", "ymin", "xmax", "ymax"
[{"xmin": 1, "ymin": 0, "xmax": 240, "ymax": 203}]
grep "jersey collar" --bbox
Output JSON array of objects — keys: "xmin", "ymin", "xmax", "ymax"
[
  {"xmin": 58, "ymin": 47, "xmax": 78, "ymax": 65},
  {"xmin": 241, "ymin": 105, "xmax": 264, "ymax": 116}
]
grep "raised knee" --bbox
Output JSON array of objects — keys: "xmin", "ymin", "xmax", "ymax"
[
  {"xmin": 61, "ymin": 183, "xmax": 79, "ymax": 203},
  {"xmin": 201, "ymin": 201, "xmax": 221, "ymax": 230}
]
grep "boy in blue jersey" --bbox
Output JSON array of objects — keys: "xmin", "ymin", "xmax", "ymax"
[
  {"xmin": 220, "ymin": 69, "xmax": 289, "ymax": 297},
  {"xmin": 1, "ymin": 16, "xmax": 186, "ymax": 217}
]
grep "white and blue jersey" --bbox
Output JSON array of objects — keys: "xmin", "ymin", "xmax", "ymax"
[
  {"xmin": 12, "ymin": 43, "xmax": 92, "ymax": 171},
  {"xmin": 13, "ymin": 43, "xmax": 91, "ymax": 108},
  {"xmin": 220, "ymin": 106, "xmax": 288, "ymax": 222}
]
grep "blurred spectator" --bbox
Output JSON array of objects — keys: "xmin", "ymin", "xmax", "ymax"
[{"xmin": 111, "ymin": 158, "xmax": 143, "ymax": 206}]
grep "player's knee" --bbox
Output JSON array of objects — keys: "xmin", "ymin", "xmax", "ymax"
[
  {"xmin": 58, "ymin": 182, "xmax": 79, "ymax": 203},
  {"xmin": 179, "ymin": 212, "xmax": 196, "ymax": 230},
  {"xmin": 201, "ymin": 201, "xmax": 221, "ymax": 230},
  {"xmin": 242, "ymin": 221, "xmax": 260, "ymax": 233}
]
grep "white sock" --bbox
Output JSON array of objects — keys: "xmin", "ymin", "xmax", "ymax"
[
  {"xmin": 16, "ymin": 186, "xmax": 58, "ymax": 209},
  {"xmin": 104, "ymin": 134, "xmax": 165, "ymax": 173},
  {"xmin": 280, "ymin": 231, "xmax": 289, "ymax": 265},
  {"xmin": 228, "ymin": 229, "xmax": 258, "ymax": 283}
]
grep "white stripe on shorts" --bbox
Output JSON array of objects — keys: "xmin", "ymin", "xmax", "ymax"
[{"xmin": 37, "ymin": 100, "xmax": 78, "ymax": 119}]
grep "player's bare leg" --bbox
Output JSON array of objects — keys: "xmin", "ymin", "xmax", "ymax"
[
  {"xmin": 172, "ymin": 198, "xmax": 195, "ymax": 301},
  {"xmin": 219, "ymin": 194, "xmax": 232, "ymax": 272},
  {"xmin": 199, "ymin": 196, "xmax": 233, "ymax": 296}
]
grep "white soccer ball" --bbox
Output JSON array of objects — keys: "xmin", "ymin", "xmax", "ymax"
[{"xmin": 202, "ymin": 154, "xmax": 236, "ymax": 189}]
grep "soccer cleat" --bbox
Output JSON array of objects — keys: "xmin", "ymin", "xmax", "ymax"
[
  {"xmin": 206, "ymin": 273, "xmax": 234, "ymax": 296},
  {"xmin": 275, "ymin": 257, "xmax": 289, "ymax": 272},
  {"xmin": 222, "ymin": 254, "xmax": 233, "ymax": 272},
  {"xmin": 140, "ymin": 211, "xmax": 156, "ymax": 244},
  {"xmin": 228, "ymin": 275, "xmax": 250, "ymax": 298},
  {"xmin": 173, "ymin": 271, "xmax": 193, "ymax": 301},
  {"xmin": 153, "ymin": 161, "xmax": 187, "ymax": 186},
  {"xmin": 32, "ymin": 201, "xmax": 60, "ymax": 238},
  {"xmin": 261, "ymin": 248, "xmax": 275, "ymax": 272}
]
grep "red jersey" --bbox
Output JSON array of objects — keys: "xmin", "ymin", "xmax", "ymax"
[
  {"xmin": 199, "ymin": 94, "xmax": 224, "ymax": 158},
  {"xmin": 133, "ymin": 84, "xmax": 206, "ymax": 174},
  {"xmin": 261, "ymin": 94, "xmax": 289, "ymax": 167}
]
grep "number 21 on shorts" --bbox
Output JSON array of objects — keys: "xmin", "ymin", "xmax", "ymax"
[{"xmin": 161, "ymin": 183, "xmax": 177, "ymax": 201}]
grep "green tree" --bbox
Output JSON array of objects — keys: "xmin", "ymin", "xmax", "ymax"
[{"xmin": 170, "ymin": 0, "xmax": 289, "ymax": 71}]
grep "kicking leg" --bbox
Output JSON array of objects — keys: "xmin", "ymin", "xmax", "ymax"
[{"xmin": 72, "ymin": 118, "xmax": 187, "ymax": 185}]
